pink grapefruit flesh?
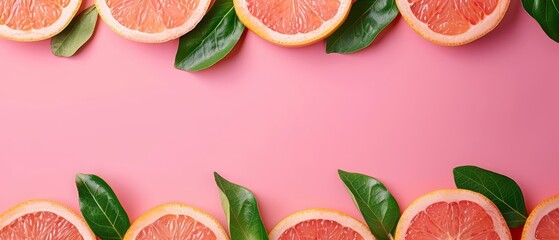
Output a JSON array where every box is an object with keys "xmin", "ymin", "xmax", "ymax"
[
  {"xmin": 135, "ymin": 214, "xmax": 217, "ymax": 239},
  {"xmin": 534, "ymin": 209, "xmax": 559, "ymax": 239},
  {"xmin": 0, "ymin": 211, "xmax": 84, "ymax": 239},
  {"xmin": 278, "ymin": 219, "xmax": 365, "ymax": 240},
  {"xmin": 245, "ymin": 0, "xmax": 341, "ymax": 34},
  {"xmin": 409, "ymin": 0, "xmax": 498, "ymax": 35},
  {"xmin": 406, "ymin": 201, "xmax": 500, "ymax": 240},
  {"xmin": 106, "ymin": 0, "xmax": 199, "ymax": 33}
]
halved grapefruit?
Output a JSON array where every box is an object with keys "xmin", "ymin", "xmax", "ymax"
[
  {"xmin": 233, "ymin": 0, "xmax": 352, "ymax": 46},
  {"xmin": 95, "ymin": 0, "xmax": 211, "ymax": 43},
  {"xmin": 395, "ymin": 189, "xmax": 512, "ymax": 240},
  {"xmin": 0, "ymin": 200, "xmax": 96, "ymax": 239},
  {"xmin": 123, "ymin": 203, "xmax": 229, "ymax": 240},
  {"xmin": 269, "ymin": 209, "xmax": 375, "ymax": 240},
  {"xmin": 0, "ymin": 0, "xmax": 82, "ymax": 41},
  {"xmin": 396, "ymin": 0, "xmax": 509, "ymax": 45},
  {"xmin": 522, "ymin": 194, "xmax": 559, "ymax": 240}
]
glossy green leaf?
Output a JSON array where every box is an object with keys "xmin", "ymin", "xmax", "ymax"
[
  {"xmin": 214, "ymin": 172, "xmax": 268, "ymax": 240},
  {"xmin": 522, "ymin": 0, "xmax": 559, "ymax": 42},
  {"xmin": 326, "ymin": 0, "xmax": 398, "ymax": 54},
  {"xmin": 338, "ymin": 170, "xmax": 400, "ymax": 240},
  {"xmin": 51, "ymin": 6, "xmax": 98, "ymax": 57},
  {"xmin": 175, "ymin": 0, "xmax": 245, "ymax": 72},
  {"xmin": 76, "ymin": 173, "xmax": 130, "ymax": 240},
  {"xmin": 454, "ymin": 166, "xmax": 527, "ymax": 228}
]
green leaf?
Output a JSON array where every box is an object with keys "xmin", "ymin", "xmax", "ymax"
[
  {"xmin": 214, "ymin": 172, "xmax": 268, "ymax": 240},
  {"xmin": 51, "ymin": 6, "xmax": 98, "ymax": 57},
  {"xmin": 338, "ymin": 170, "xmax": 400, "ymax": 240},
  {"xmin": 326, "ymin": 0, "xmax": 398, "ymax": 54},
  {"xmin": 522, "ymin": 0, "xmax": 559, "ymax": 42},
  {"xmin": 453, "ymin": 166, "xmax": 528, "ymax": 228},
  {"xmin": 175, "ymin": 0, "xmax": 245, "ymax": 72},
  {"xmin": 75, "ymin": 173, "xmax": 130, "ymax": 240}
]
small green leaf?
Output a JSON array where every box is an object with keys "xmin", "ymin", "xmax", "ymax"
[
  {"xmin": 453, "ymin": 166, "xmax": 528, "ymax": 228},
  {"xmin": 522, "ymin": 0, "xmax": 559, "ymax": 42},
  {"xmin": 338, "ymin": 170, "xmax": 400, "ymax": 240},
  {"xmin": 326, "ymin": 0, "xmax": 398, "ymax": 54},
  {"xmin": 76, "ymin": 173, "xmax": 130, "ymax": 240},
  {"xmin": 214, "ymin": 172, "xmax": 268, "ymax": 240},
  {"xmin": 51, "ymin": 6, "xmax": 98, "ymax": 57},
  {"xmin": 175, "ymin": 0, "xmax": 245, "ymax": 72}
]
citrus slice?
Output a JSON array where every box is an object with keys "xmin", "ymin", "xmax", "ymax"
[
  {"xmin": 0, "ymin": 200, "xmax": 96, "ymax": 239},
  {"xmin": 521, "ymin": 194, "xmax": 559, "ymax": 240},
  {"xmin": 123, "ymin": 203, "xmax": 229, "ymax": 240},
  {"xmin": 95, "ymin": 0, "xmax": 211, "ymax": 43},
  {"xmin": 233, "ymin": 0, "xmax": 352, "ymax": 46},
  {"xmin": 395, "ymin": 189, "xmax": 512, "ymax": 240},
  {"xmin": 396, "ymin": 0, "xmax": 509, "ymax": 45},
  {"xmin": 269, "ymin": 209, "xmax": 375, "ymax": 240},
  {"xmin": 0, "ymin": 0, "xmax": 81, "ymax": 41}
]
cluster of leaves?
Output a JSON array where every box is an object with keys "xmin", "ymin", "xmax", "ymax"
[{"xmin": 74, "ymin": 165, "xmax": 528, "ymax": 240}]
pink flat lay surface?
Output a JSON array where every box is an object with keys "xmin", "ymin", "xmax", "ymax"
[{"xmin": 1, "ymin": 0, "xmax": 558, "ymax": 238}]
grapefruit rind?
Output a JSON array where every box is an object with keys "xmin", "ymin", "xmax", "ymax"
[
  {"xmin": 0, "ymin": 200, "xmax": 96, "ymax": 240},
  {"xmin": 521, "ymin": 194, "xmax": 559, "ymax": 240},
  {"xmin": 95, "ymin": 0, "xmax": 211, "ymax": 43},
  {"xmin": 123, "ymin": 203, "xmax": 229, "ymax": 240},
  {"xmin": 232, "ymin": 0, "xmax": 352, "ymax": 47},
  {"xmin": 269, "ymin": 208, "xmax": 375, "ymax": 240},
  {"xmin": 394, "ymin": 189, "xmax": 512, "ymax": 240},
  {"xmin": 395, "ymin": 0, "xmax": 510, "ymax": 46},
  {"xmin": 0, "ymin": 0, "xmax": 82, "ymax": 42}
]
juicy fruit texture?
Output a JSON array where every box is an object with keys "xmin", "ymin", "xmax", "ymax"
[
  {"xmin": 0, "ymin": 0, "xmax": 81, "ymax": 41},
  {"xmin": 269, "ymin": 209, "xmax": 375, "ymax": 240},
  {"xmin": 0, "ymin": 0, "xmax": 70, "ymax": 30},
  {"xmin": 396, "ymin": 0, "xmax": 509, "ymax": 45},
  {"xmin": 0, "ymin": 211, "xmax": 84, "ymax": 239},
  {"xmin": 107, "ymin": 0, "xmax": 198, "ymax": 33},
  {"xmin": 405, "ymin": 201, "xmax": 500, "ymax": 240},
  {"xmin": 95, "ymin": 0, "xmax": 211, "ymax": 42},
  {"xmin": 124, "ymin": 203, "xmax": 228, "ymax": 240},
  {"xmin": 234, "ymin": 0, "xmax": 352, "ymax": 46},
  {"xmin": 136, "ymin": 214, "xmax": 217, "ymax": 239},
  {"xmin": 535, "ymin": 209, "xmax": 559, "ymax": 239},
  {"xmin": 246, "ymin": 0, "xmax": 340, "ymax": 34},
  {"xmin": 409, "ymin": 0, "xmax": 498, "ymax": 35},
  {"xmin": 395, "ymin": 189, "xmax": 511, "ymax": 240},
  {"xmin": 0, "ymin": 200, "xmax": 96, "ymax": 240},
  {"xmin": 278, "ymin": 219, "xmax": 364, "ymax": 240},
  {"xmin": 522, "ymin": 194, "xmax": 559, "ymax": 240}
]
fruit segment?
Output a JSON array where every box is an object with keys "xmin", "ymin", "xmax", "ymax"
[
  {"xmin": 396, "ymin": 189, "xmax": 511, "ymax": 240},
  {"xmin": 0, "ymin": 211, "xmax": 84, "ymax": 239},
  {"xmin": 233, "ymin": 0, "xmax": 352, "ymax": 46},
  {"xmin": 245, "ymin": 0, "xmax": 340, "ymax": 34},
  {"xmin": 270, "ymin": 209, "xmax": 375, "ymax": 240},
  {"xmin": 408, "ymin": 0, "xmax": 498, "ymax": 35},
  {"xmin": 406, "ymin": 201, "xmax": 500, "ymax": 240},
  {"xmin": 0, "ymin": 200, "xmax": 96, "ymax": 240},
  {"xmin": 123, "ymin": 203, "xmax": 229, "ymax": 240},
  {"xmin": 522, "ymin": 195, "xmax": 559, "ymax": 240}
]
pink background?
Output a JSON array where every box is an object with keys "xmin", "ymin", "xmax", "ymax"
[{"xmin": 1, "ymin": 0, "xmax": 558, "ymax": 238}]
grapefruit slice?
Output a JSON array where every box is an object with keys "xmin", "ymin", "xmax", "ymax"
[
  {"xmin": 123, "ymin": 203, "xmax": 229, "ymax": 240},
  {"xmin": 233, "ymin": 0, "xmax": 352, "ymax": 46},
  {"xmin": 396, "ymin": 0, "xmax": 509, "ymax": 45},
  {"xmin": 95, "ymin": 0, "xmax": 211, "ymax": 43},
  {"xmin": 395, "ymin": 189, "xmax": 512, "ymax": 240},
  {"xmin": 0, "ymin": 200, "xmax": 96, "ymax": 239},
  {"xmin": 269, "ymin": 209, "xmax": 375, "ymax": 240},
  {"xmin": 521, "ymin": 194, "xmax": 559, "ymax": 240},
  {"xmin": 0, "ymin": 0, "xmax": 81, "ymax": 41}
]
